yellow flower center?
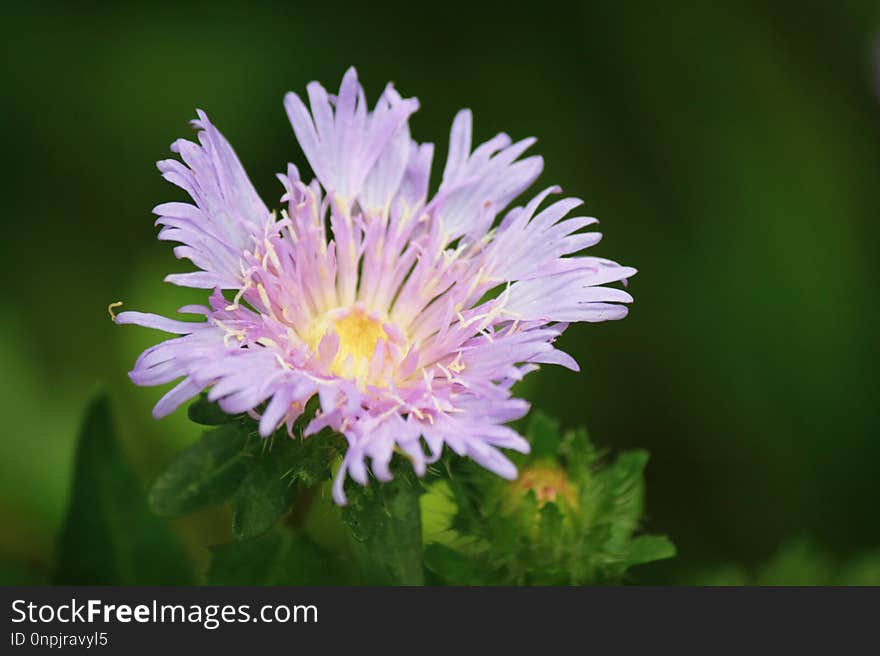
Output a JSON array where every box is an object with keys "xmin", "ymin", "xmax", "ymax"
[
  {"xmin": 306, "ymin": 306, "xmax": 395, "ymax": 386},
  {"xmin": 333, "ymin": 310, "xmax": 387, "ymax": 366}
]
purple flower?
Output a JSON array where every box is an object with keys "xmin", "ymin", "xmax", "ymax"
[{"xmin": 116, "ymin": 68, "xmax": 635, "ymax": 504}]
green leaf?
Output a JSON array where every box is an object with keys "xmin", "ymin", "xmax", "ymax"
[
  {"xmin": 231, "ymin": 431, "xmax": 340, "ymax": 541},
  {"xmin": 538, "ymin": 500, "xmax": 565, "ymax": 543},
  {"xmin": 592, "ymin": 450, "xmax": 649, "ymax": 544},
  {"xmin": 208, "ymin": 527, "xmax": 341, "ymax": 585},
  {"xmin": 187, "ymin": 394, "xmax": 238, "ymax": 425},
  {"xmin": 342, "ymin": 466, "xmax": 425, "ymax": 585},
  {"xmin": 424, "ymin": 543, "xmax": 485, "ymax": 585},
  {"xmin": 55, "ymin": 395, "xmax": 192, "ymax": 584},
  {"xmin": 149, "ymin": 422, "xmax": 250, "ymax": 517},
  {"xmin": 526, "ymin": 411, "xmax": 563, "ymax": 459},
  {"xmin": 625, "ymin": 535, "xmax": 677, "ymax": 567},
  {"xmin": 231, "ymin": 457, "xmax": 299, "ymax": 541},
  {"xmin": 420, "ymin": 480, "xmax": 458, "ymax": 545},
  {"xmin": 560, "ymin": 427, "xmax": 600, "ymax": 476}
]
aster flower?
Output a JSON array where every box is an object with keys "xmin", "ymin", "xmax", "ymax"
[{"xmin": 116, "ymin": 68, "xmax": 635, "ymax": 504}]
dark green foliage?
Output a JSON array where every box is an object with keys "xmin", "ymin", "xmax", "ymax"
[
  {"xmin": 425, "ymin": 411, "xmax": 675, "ymax": 585},
  {"xmin": 147, "ymin": 396, "xmax": 359, "ymax": 583},
  {"xmin": 149, "ymin": 395, "xmax": 343, "ymax": 542},
  {"xmin": 423, "ymin": 544, "xmax": 487, "ymax": 585},
  {"xmin": 55, "ymin": 395, "xmax": 192, "ymax": 585},
  {"xmin": 149, "ymin": 422, "xmax": 251, "ymax": 518},
  {"xmin": 231, "ymin": 453, "xmax": 300, "ymax": 541},
  {"xmin": 342, "ymin": 464, "xmax": 426, "ymax": 585},
  {"xmin": 208, "ymin": 526, "xmax": 342, "ymax": 585},
  {"xmin": 231, "ymin": 430, "xmax": 338, "ymax": 540},
  {"xmin": 144, "ymin": 399, "xmax": 674, "ymax": 585},
  {"xmin": 188, "ymin": 395, "xmax": 240, "ymax": 425}
]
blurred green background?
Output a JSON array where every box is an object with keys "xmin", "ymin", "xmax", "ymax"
[{"xmin": 2, "ymin": 0, "xmax": 879, "ymax": 584}]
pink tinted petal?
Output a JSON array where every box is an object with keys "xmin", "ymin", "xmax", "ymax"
[
  {"xmin": 114, "ymin": 311, "xmax": 202, "ymax": 334},
  {"xmin": 153, "ymin": 378, "xmax": 204, "ymax": 419}
]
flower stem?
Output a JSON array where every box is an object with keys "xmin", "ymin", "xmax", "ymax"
[{"xmin": 286, "ymin": 483, "xmax": 318, "ymax": 529}]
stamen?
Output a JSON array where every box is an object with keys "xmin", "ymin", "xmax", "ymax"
[
  {"xmin": 448, "ymin": 352, "xmax": 466, "ymax": 373},
  {"xmin": 436, "ymin": 363, "xmax": 454, "ymax": 381},
  {"xmin": 107, "ymin": 301, "xmax": 123, "ymax": 320},
  {"xmin": 257, "ymin": 283, "xmax": 274, "ymax": 316},
  {"xmin": 226, "ymin": 279, "xmax": 253, "ymax": 311}
]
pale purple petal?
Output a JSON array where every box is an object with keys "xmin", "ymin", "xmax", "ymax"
[
  {"xmin": 284, "ymin": 67, "xmax": 419, "ymax": 201},
  {"xmin": 154, "ymin": 110, "xmax": 271, "ymax": 289}
]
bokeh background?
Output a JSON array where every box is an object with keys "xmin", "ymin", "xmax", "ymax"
[{"xmin": 2, "ymin": 0, "xmax": 879, "ymax": 584}]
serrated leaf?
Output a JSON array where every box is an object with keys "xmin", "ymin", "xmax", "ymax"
[
  {"xmin": 149, "ymin": 422, "xmax": 250, "ymax": 517},
  {"xmin": 187, "ymin": 394, "xmax": 239, "ymax": 425},
  {"xmin": 55, "ymin": 395, "xmax": 192, "ymax": 584},
  {"xmin": 284, "ymin": 430, "xmax": 341, "ymax": 487},
  {"xmin": 208, "ymin": 527, "xmax": 342, "ymax": 585},
  {"xmin": 342, "ymin": 466, "xmax": 425, "ymax": 585},
  {"xmin": 232, "ymin": 457, "xmax": 297, "ymax": 540},
  {"xmin": 231, "ymin": 432, "xmax": 339, "ymax": 541},
  {"xmin": 231, "ymin": 457, "xmax": 299, "ymax": 541},
  {"xmin": 593, "ymin": 450, "xmax": 648, "ymax": 541}
]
